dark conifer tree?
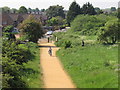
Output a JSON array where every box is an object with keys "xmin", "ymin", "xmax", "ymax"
[{"xmin": 67, "ymin": 1, "xmax": 82, "ymax": 25}]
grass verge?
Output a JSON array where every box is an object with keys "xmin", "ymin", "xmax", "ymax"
[{"xmin": 57, "ymin": 44, "xmax": 118, "ymax": 88}]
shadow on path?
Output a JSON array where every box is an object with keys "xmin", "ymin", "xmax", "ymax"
[{"xmin": 38, "ymin": 45, "xmax": 57, "ymax": 48}]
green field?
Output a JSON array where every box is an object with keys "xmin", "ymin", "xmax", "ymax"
[{"xmin": 57, "ymin": 44, "xmax": 118, "ymax": 88}]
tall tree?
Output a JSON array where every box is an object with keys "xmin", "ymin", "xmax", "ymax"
[
  {"xmin": 82, "ymin": 2, "xmax": 96, "ymax": 15},
  {"xmin": 67, "ymin": 1, "xmax": 81, "ymax": 25},
  {"xmin": 46, "ymin": 5, "xmax": 65, "ymax": 19},
  {"xmin": 18, "ymin": 6, "xmax": 28, "ymax": 14},
  {"xmin": 18, "ymin": 15, "xmax": 43, "ymax": 43}
]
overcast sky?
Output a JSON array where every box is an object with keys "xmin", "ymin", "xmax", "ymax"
[{"xmin": 0, "ymin": 0, "xmax": 119, "ymax": 10}]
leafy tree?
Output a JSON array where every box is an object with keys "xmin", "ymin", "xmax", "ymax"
[
  {"xmin": 1, "ymin": 6, "xmax": 10, "ymax": 13},
  {"xmin": 82, "ymin": 2, "xmax": 96, "ymax": 15},
  {"xmin": 98, "ymin": 19, "xmax": 119, "ymax": 44},
  {"xmin": 46, "ymin": 5, "xmax": 65, "ymax": 19},
  {"xmin": 118, "ymin": 8, "xmax": 120, "ymax": 19},
  {"xmin": 18, "ymin": 15, "xmax": 43, "ymax": 43},
  {"xmin": 67, "ymin": 1, "xmax": 81, "ymax": 25},
  {"xmin": 28, "ymin": 8, "xmax": 32, "ymax": 14},
  {"xmin": 47, "ymin": 16, "xmax": 64, "ymax": 26},
  {"xmin": 35, "ymin": 8, "xmax": 40, "ymax": 14},
  {"xmin": 11, "ymin": 8, "xmax": 18, "ymax": 13},
  {"xmin": 2, "ymin": 40, "xmax": 30, "ymax": 88},
  {"xmin": 41, "ymin": 9, "xmax": 45, "ymax": 12},
  {"xmin": 95, "ymin": 7, "xmax": 103, "ymax": 14},
  {"xmin": 18, "ymin": 6, "xmax": 28, "ymax": 14},
  {"xmin": 111, "ymin": 7, "xmax": 116, "ymax": 11},
  {"xmin": 70, "ymin": 14, "xmax": 116, "ymax": 35}
]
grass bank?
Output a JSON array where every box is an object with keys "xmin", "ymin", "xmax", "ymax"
[
  {"xmin": 57, "ymin": 44, "xmax": 118, "ymax": 88},
  {"xmin": 19, "ymin": 42, "xmax": 42, "ymax": 88}
]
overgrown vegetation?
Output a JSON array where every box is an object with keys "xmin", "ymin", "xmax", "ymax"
[
  {"xmin": 18, "ymin": 15, "xmax": 43, "ymax": 43},
  {"xmin": 53, "ymin": 13, "xmax": 119, "ymax": 88},
  {"xmin": 57, "ymin": 44, "xmax": 118, "ymax": 88},
  {"xmin": 2, "ymin": 22, "xmax": 42, "ymax": 88}
]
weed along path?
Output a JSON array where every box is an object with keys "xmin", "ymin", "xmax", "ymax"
[{"xmin": 39, "ymin": 42, "xmax": 76, "ymax": 88}]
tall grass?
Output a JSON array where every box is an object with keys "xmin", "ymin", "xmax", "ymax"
[{"xmin": 57, "ymin": 44, "xmax": 118, "ymax": 88}]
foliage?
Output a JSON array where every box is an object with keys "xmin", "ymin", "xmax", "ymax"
[
  {"xmin": 18, "ymin": 15, "xmax": 43, "ymax": 43},
  {"xmin": 18, "ymin": 6, "xmax": 28, "ymax": 14},
  {"xmin": 47, "ymin": 16, "xmax": 66, "ymax": 27},
  {"xmin": 46, "ymin": 5, "xmax": 65, "ymax": 19},
  {"xmin": 20, "ymin": 42, "xmax": 42, "ymax": 88},
  {"xmin": 111, "ymin": 7, "xmax": 116, "ymax": 11},
  {"xmin": 82, "ymin": 2, "xmax": 96, "ymax": 15},
  {"xmin": 1, "ymin": 6, "xmax": 10, "ymax": 13},
  {"xmin": 57, "ymin": 44, "xmax": 118, "ymax": 88},
  {"xmin": 98, "ymin": 19, "xmax": 119, "ymax": 44},
  {"xmin": 2, "ymin": 40, "xmax": 31, "ymax": 88},
  {"xmin": 67, "ymin": 1, "xmax": 81, "ymax": 24},
  {"xmin": 2, "ymin": 25, "xmax": 16, "ymax": 40},
  {"xmin": 70, "ymin": 14, "xmax": 117, "ymax": 35},
  {"xmin": 2, "ymin": 39, "xmax": 42, "ymax": 88},
  {"xmin": 94, "ymin": 7, "xmax": 103, "ymax": 14}
]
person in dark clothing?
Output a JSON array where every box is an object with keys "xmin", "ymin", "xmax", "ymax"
[
  {"xmin": 48, "ymin": 46, "xmax": 52, "ymax": 56},
  {"xmin": 48, "ymin": 37, "xmax": 49, "ymax": 43},
  {"xmin": 82, "ymin": 40, "xmax": 84, "ymax": 46}
]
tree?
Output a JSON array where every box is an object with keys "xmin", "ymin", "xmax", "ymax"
[
  {"xmin": 1, "ymin": 6, "xmax": 10, "ymax": 13},
  {"xmin": 41, "ymin": 9, "xmax": 45, "ymax": 12},
  {"xmin": 111, "ymin": 7, "xmax": 116, "ymax": 11},
  {"xmin": 118, "ymin": 8, "xmax": 120, "ymax": 19},
  {"xmin": 18, "ymin": 15, "xmax": 43, "ymax": 43},
  {"xmin": 95, "ymin": 7, "xmax": 103, "ymax": 14},
  {"xmin": 28, "ymin": 8, "xmax": 32, "ymax": 14},
  {"xmin": 67, "ymin": 1, "xmax": 81, "ymax": 25},
  {"xmin": 82, "ymin": 2, "xmax": 96, "ymax": 15},
  {"xmin": 35, "ymin": 8, "xmax": 40, "ymax": 14},
  {"xmin": 98, "ymin": 19, "xmax": 119, "ymax": 44},
  {"xmin": 18, "ymin": 6, "xmax": 28, "ymax": 14},
  {"xmin": 46, "ymin": 5, "xmax": 65, "ymax": 19},
  {"xmin": 11, "ymin": 8, "xmax": 18, "ymax": 13}
]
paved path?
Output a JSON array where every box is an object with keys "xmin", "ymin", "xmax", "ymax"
[{"xmin": 39, "ymin": 42, "xmax": 76, "ymax": 88}]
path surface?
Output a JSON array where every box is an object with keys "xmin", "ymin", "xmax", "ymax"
[{"xmin": 39, "ymin": 42, "xmax": 76, "ymax": 88}]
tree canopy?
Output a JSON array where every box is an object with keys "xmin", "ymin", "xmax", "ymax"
[
  {"xmin": 18, "ymin": 6, "xmax": 28, "ymax": 14},
  {"xmin": 82, "ymin": 2, "xmax": 96, "ymax": 15},
  {"xmin": 98, "ymin": 19, "xmax": 119, "ymax": 44},
  {"xmin": 67, "ymin": 1, "xmax": 81, "ymax": 24},
  {"xmin": 46, "ymin": 5, "xmax": 65, "ymax": 19},
  {"xmin": 18, "ymin": 15, "xmax": 43, "ymax": 43}
]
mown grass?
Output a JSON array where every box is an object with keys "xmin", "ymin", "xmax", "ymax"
[
  {"xmin": 18, "ymin": 42, "xmax": 42, "ymax": 88},
  {"xmin": 57, "ymin": 44, "xmax": 118, "ymax": 88}
]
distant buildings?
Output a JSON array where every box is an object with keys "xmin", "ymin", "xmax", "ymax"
[{"xmin": 0, "ymin": 12, "xmax": 47, "ymax": 28}]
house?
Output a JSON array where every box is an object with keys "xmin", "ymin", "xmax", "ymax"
[{"xmin": 0, "ymin": 12, "xmax": 48, "ymax": 27}]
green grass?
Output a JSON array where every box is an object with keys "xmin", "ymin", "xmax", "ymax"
[
  {"xmin": 57, "ymin": 44, "xmax": 118, "ymax": 88},
  {"xmin": 19, "ymin": 42, "xmax": 42, "ymax": 88}
]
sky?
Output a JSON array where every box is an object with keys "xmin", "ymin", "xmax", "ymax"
[{"xmin": 0, "ymin": 0, "xmax": 119, "ymax": 10}]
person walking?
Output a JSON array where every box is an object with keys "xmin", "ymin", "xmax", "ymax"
[
  {"xmin": 82, "ymin": 40, "xmax": 84, "ymax": 47},
  {"xmin": 48, "ymin": 37, "xmax": 50, "ymax": 43},
  {"xmin": 48, "ymin": 46, "xmax": 52, "ymax": 56}
]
